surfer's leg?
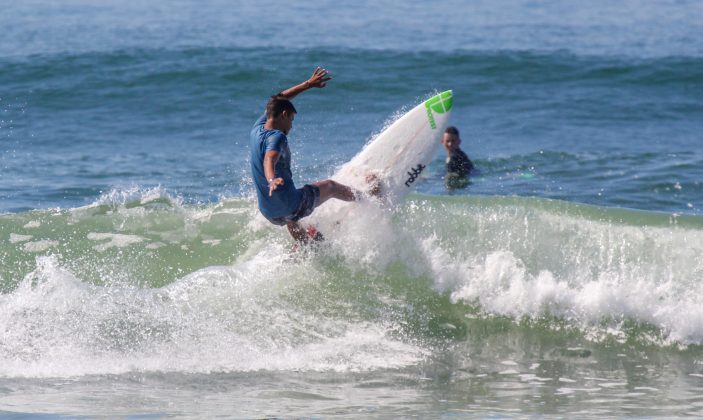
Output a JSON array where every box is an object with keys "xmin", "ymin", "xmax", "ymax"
[
  {"xmin": 313, "ymin": 175, "xmax": 382, "ymax": 205},
  {"xmin": 313, "ymin": 180, "xmax": 356, "ymax": 205},
  {"xmin": 286, "ymin": 221, "xmax": 308, "ymax": 242}
]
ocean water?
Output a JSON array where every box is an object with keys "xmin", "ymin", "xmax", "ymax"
[{"xmin": 2, "ymin": 0, "xmax": 703, "ymax": 418}]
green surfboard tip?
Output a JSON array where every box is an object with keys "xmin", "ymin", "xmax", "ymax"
[
  {"xmin": 425, "ymin": 90, "xmax": 453, "ymax": 114},
  {"xmin": 424, "ymin": 90, "xmax": 453, "ymax": 129}
]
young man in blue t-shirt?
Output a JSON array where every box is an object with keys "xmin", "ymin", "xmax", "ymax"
[{"xmin": 250, "ymin": 67, "xmax": 367, "ymax": 242}]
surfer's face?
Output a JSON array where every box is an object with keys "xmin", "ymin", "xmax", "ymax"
[
  {"xmin": 442, "ymin": 132, "xmax": 460, "ymax": 152},
  {"xmin": 280, "ymin": 111, "xmax": 295, "ymax": 135}
]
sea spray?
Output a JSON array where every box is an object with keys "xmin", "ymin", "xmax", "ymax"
[{"xmin": 0, "ymin": 251, "xmax": 426, "ymax": 378}]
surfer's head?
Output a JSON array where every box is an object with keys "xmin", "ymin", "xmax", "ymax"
[
  {"xmin": 442, "ymin": 126, "xmax": 461, "ymax": 153},
  {"xmin": 266, "ymin": 96, "xmax": 297, "ymax": 135}
]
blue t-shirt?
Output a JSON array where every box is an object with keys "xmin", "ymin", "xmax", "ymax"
[{"xmin": 249, "ymin": 114, "xmax": 302, "ymax": 219}]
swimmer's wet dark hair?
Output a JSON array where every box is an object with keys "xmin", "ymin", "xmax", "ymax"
[
  {"xmin": 445, "ymin": 126, "xmax": 459, "ymax": 136},
  {"xmin": 266, "ymin": 95, "xmax": 297, "ymax": 118}
]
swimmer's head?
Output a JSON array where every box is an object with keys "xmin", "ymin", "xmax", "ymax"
[{"xmin": 442, "ymin": 126, "xmax": 461, "ymax": 153}]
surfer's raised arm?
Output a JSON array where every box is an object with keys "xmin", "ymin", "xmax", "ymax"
[{"xmin": 277, "ymin": 67, "xmax": 332, "ymax": 100}]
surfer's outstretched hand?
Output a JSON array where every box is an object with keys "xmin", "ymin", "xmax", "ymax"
[
  {"xmin": 307, "ymin": 67, "xmax": 332, "ymax": 88},
  {"xmin": 269, "ymin": 177, "xmax": 284, "ymax": 196}
]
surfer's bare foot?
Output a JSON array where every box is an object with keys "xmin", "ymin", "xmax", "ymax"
[
  {"xmin": 365, "ymin": 173, "xmax": 382, "ymax": 198},
  {"xmin": 290, "ymin": 225, "xmax": 325, "ymax": 252},
  {"xmin": 306, "ymin": 226, "xmax": 324, "ymax": 242}
]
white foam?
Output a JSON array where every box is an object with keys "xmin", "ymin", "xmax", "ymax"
[
  {"xmin": 600, "ymin": 382, "xmax": 628, "ymax": 388},
  {"xmin": 22, "ymin": 240, "xmax": 59, "ymax": 252},
  {"xmin": 9, "ymin": 233, "xmax": 33, "ymax": 243},
  {"xmin": 87, "ymin": 232, "xmax": 144, "ymax": 251},
  {"xmin": 78, "ymin": 186, "xmax": 183, "ymax": 211},
  {"xmin": 22, "ymin": 220, "xmax": 41, "ymax": 229}
]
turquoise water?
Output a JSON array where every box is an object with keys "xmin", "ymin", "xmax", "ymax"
[{"xmin": 2, "ymin": 0, "xmax": 703, "ymax": 418}]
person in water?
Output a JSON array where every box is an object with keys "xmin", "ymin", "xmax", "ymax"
[
  {"xmin": 250, "ymin": 67, "xmax": 374, "ymax": 243},
  {"xmin": 441, "ymin": 126, "xmax": 474, "ymax": 187}
]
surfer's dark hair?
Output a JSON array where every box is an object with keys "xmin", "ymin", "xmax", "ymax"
[
  {"xmin": 266, "ymin": 95, "xmax": 297, "ymax": 119},
  {"xmin": 445, "ymin": 126, "xmax": 459, "ymax": 136}
]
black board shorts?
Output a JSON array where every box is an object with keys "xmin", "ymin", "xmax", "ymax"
[{"xmin": 267, "ymin": 184, "xmax": 321, "ymax": 226}]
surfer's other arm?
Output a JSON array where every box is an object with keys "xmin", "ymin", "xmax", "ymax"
[
  {"xmin": 277, "ymin": 67, "xmax": 332, "ymax": 100},
  {"xmin": 263, "ymin": 150, "xmax": 284, "ymax": 196}
]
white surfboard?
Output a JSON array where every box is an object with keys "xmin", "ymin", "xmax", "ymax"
[
  {"xmin": 305, "ymin": 90, "xmax": 453, "ymax": 236},
  {"xmin": 335, "ymin": 90, "xmax": 453, "ymax": 204}
]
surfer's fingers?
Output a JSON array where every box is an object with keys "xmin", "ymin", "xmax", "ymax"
[
  {"xmin": 269, "ymin": 184, "xmax": 278, "ymax": 196},
  {"xmin": 314, "ymin": 68, "xmax": 329, "ymax": 78},
  {"xmin": 269, "ymin": 178, "xmax": 284, "ymax": 196}
]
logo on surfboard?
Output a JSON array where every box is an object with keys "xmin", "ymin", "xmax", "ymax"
[
  {"xmin": 424, "ymin": 90, "xmax": 453, "ymax": 129},
  {"xmin": 405, "ymin": 164, "xmax": 426, "ymax": 187}
]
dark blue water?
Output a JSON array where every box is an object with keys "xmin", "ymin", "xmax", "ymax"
[
  {"xmin": 2, "ymin": 1, "xmax": 703, "ymax": 418},
  {"xmin": 2, "ymin": 1, "xmax": 702, "ymax": 214}
]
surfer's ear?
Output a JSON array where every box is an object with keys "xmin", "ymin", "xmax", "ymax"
[{"xmin": 281, "ymin": 110, "xmax": 295, "ymax": 121}]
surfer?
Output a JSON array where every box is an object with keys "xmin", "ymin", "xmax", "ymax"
[
  {"xmin": 442, "ymin": 126, "xmax": 474, "ymax": 188},
  {"xmin": 249, "ymin": 67, "xmax": 375, "ymax": 243}
]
